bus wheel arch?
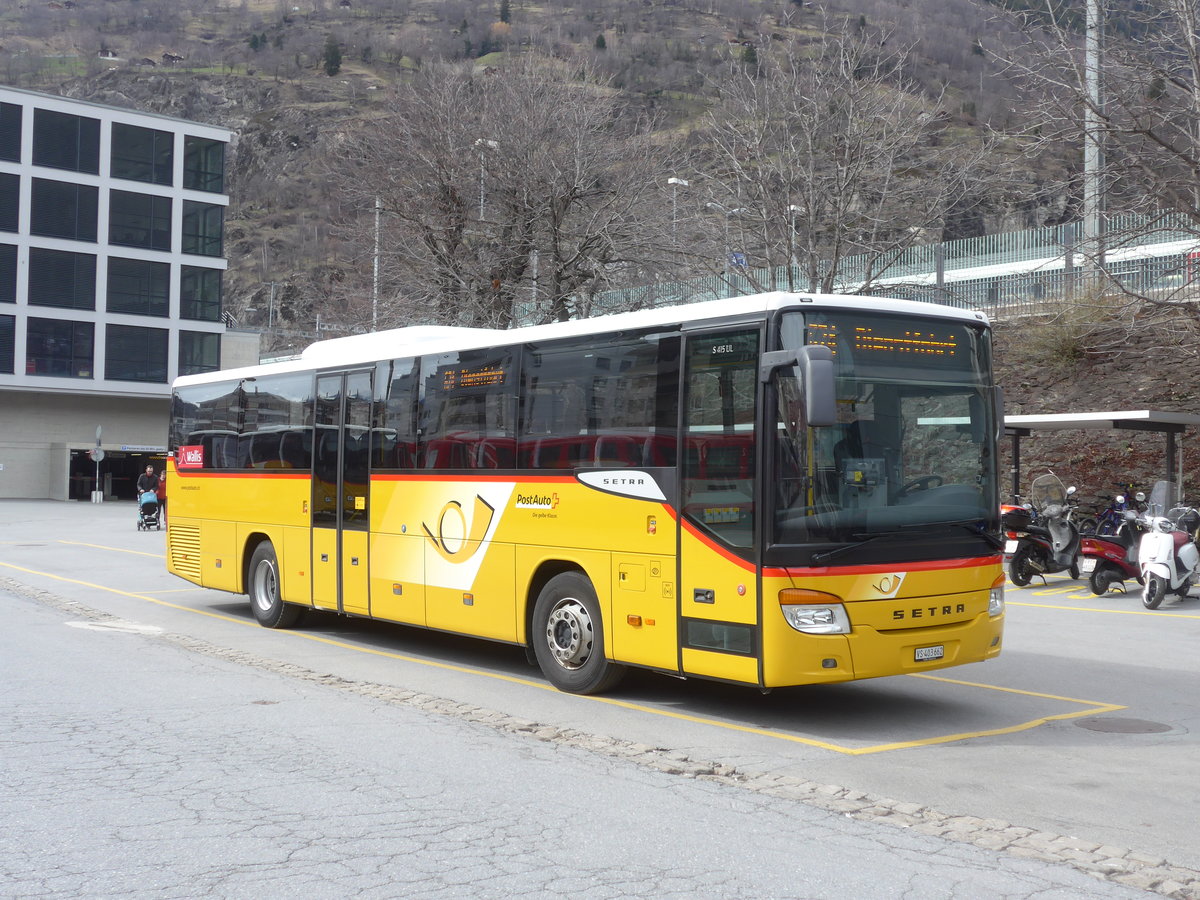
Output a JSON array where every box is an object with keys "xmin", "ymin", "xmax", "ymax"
[
  {"xmin": 245, "ymin": 537, "xmax": 305, "ymax": 629},
  {"xmin": 530, "ymin": 568, "xmax": 626, "ymax": 695}
]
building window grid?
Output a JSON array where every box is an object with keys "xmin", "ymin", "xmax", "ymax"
[
  {"xmin": 107, "ymin": 257, "xmax": 170, "ymax": 317},
  {"xmin": 2, "ymin": 95, "xmax": 231, "ymax": 388},
  {"xmin": 182, "ymin": 201, "xmax": 223, "ymax": 257},
  {"xmin": 111, "ymin": 123, "xmax": 174, "ymax": 186},
  {"xmin": 179, "ymin": 330, "xmax": 221, "ymax": 375},
  {"xmin": 109, "ymin": 189, "xmax": 172, "ymax": 252},
  {"xmin": 105, "ymin": 323, "xmax": 168, "ymax": 383},
  {"xmin": 0, "ymin": 102, "xmax": 21, "ymax": 162},
  {"xmin": 28, "ymin": 248, "xmax": 97, "ymax": 311},
  {"xmin": 184, "ymin": 136, "xmax": 225, "ymax": 193},
  {"xmin": 30, "ymin": 178, "xmax": 99, "ymax": 242},
  {"xmin": 180, "ymin": 265, "xmax": 222, "ymax": 321},
  {"xmin": 26, "ymin": 317, "xmax": 94, "ymax": 379},
  {"xmin": 32, "ymin": 109, "xmax": 100, "ymax": 174},
  {"xmin": 0, "ymin": 314, "xmax": 14, "ymax": 374},
  {"xmin": 0, "ymin": 244, "xmax": 15, "ymax": 302}
]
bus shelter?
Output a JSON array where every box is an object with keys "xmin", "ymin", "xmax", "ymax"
[{"xmin": 1003, "ymin": 409, "xmax": 1200, "ymax": 504}]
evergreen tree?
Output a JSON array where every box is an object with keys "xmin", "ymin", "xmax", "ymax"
[
  {"xmin": 323, "ymin": 36, "xmax": 342, "ymax": 76},
  {"xmin": 499, "ymin": 0, "xmax": 511, "ymax": 24},
  {"xmin": 595, "ymin": 34, "xmax": 606, "ymax": 51}
]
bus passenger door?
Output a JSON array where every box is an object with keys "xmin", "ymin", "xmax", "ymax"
[
  {"xmin": 677, "ymin": 328, "xmax": 762, "ymax": 686},
  {"xmin": 312, "ymin": 371, "xmax": 373, "ymax": 616}
]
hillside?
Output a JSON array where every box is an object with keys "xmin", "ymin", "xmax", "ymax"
[
  {"xmin": 1, "ymin": 0, "xmax": 1043, "ymax": 343},
  {"xmin": 7, "ymin": 0, "xmax": 1197, "ymax": 507}
]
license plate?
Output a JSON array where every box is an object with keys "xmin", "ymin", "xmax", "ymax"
[
  {"xmin": 1004, "ymin": 539, "xmax": 1018, "ymax": 554},
  {"xmin": 915, "ymin": 645, "xmax": 944, "ymax": 662},
  {"xmin": 1079, "ymin": 557, "xmax": 1097, "ymax": 574}
]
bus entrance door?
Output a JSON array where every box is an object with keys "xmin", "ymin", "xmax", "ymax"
[
  {"xmin": 678, "ymin": 328, "xmax": 762, "ymax": 686},
  {"xmin": 312, "ymin": 371, "xmax": 373, "ymax": 616}
]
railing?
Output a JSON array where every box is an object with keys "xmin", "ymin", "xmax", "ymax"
[{"xmin": 523, "ymin": 212, "xmax": 1200, "ymax": 324}]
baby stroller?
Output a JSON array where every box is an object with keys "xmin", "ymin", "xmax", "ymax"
[{"xmin": 137, "ymin": 490, "xmax": 161, "ymax": 531}]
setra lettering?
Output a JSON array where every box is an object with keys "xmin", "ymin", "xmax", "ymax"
[{"xmin": 892, "ymin": 603, "xmax": 966, "ymax": 621}]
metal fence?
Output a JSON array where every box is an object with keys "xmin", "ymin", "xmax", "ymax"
[{"xmin": 529, "ymin": 212, "xmax": 1200, "ymax": 324}]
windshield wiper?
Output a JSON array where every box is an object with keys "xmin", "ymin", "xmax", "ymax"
[{"xmin": 810, "ymin": 520, "xmax": 1002, "ymax": 565}]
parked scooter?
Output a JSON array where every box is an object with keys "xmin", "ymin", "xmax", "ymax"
[
  {"xmin": 1005, "ymin": 472, "xmax": 1082, "ymax": 586},
  {"xmin": 1138, "ymin": 481, "xmax": 1200, "ymax": 609},
  {"xmin": 1078, "ymin": 492, "xmax": 1147, "ymax": 595}
]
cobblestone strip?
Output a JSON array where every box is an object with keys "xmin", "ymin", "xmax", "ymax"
[{"xmin": 9, "ymin": 576, "xmax": 1199, "ymax": 900}]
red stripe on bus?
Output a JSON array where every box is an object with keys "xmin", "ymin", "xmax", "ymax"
[{"xmin": 172, "ymin": 470, "xmax": 311, "ymax": 479}]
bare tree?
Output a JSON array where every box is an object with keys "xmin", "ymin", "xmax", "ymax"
[
  {"xmin": 997, "ymin": 0, "xmax": 1200, "ymax": 355},
  {"xmin": 333, "ymin": 56, "xmax": 679, "ymax": 328},
  {"xmin": 694, "ymin": 25, "xmax": 999, "ymax": 297}
]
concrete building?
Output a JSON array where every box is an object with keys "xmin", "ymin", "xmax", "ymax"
[{"xmin": 0, "ymin": 85, "xmax": 243, "ymax": 501}]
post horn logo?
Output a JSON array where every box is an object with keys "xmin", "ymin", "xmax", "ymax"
[
  {"xmin": 872, "ymin": 573, "xmax": 906, "ymax": 598},
  {"xmin": 423, "ymin": 495, "xmax": 496, "ymax": 563}
]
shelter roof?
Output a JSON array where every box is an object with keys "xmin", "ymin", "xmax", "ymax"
[{"xmin": 1005, "ymin": 410, "xmax": 1200, "ymax": 435}]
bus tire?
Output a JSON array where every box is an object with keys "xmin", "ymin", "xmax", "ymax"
[
  {"xmin": 248, "ymin": 541, "xmax": 305, "ymax": 629},
  {"xmin": 532, "ymin": 572, "xmax": 626, "ymax": 695}
]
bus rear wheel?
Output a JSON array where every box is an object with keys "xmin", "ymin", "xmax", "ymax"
[
  {"xmin": 248, "ymin": 541, "xmax": 305, "ymax": 629},
  {"xmin": 532, "ymin": 572, "xmax": 626, "ymax": 695}
]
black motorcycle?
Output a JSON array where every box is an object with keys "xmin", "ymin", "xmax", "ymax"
[{"xmin": 1005, "ymin": 472, "xmax": 1081, "ymax": 586}]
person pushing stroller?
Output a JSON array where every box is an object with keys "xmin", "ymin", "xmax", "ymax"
[{"xmin": 136, "ymin": 465, "xmax": 161, "ymax": 530}]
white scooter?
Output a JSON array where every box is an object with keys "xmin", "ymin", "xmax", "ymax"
[{"xmin": 1138, "ymin": 481, "xmax": 1200, "ymax": 609}]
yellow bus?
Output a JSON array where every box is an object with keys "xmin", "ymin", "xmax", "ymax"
[{"xmin": 167, "ymin": 292, "xmax": 1005, "ymax": 694}]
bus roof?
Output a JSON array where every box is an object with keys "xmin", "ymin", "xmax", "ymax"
[{"xmin": 176, "ymin": 291, "xmax": 989, "ymax": 389}]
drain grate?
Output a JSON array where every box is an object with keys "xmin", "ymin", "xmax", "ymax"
[{"xmin": 1076, "ymin": 716, "xmax": 1172, "ymax": 734}]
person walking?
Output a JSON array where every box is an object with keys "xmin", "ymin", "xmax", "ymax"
[{"xmin": 155, "ymin": 468, "xmax": 167, "ymax": 524}]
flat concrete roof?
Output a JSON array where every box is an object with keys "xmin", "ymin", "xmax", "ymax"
[{"xmin": 1005, "ymin": 410, "xmax": 1200, "ymax": 434}]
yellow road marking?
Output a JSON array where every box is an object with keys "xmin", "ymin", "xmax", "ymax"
[
  {"xmin": 1009, "ymin": 600, "xmax": 1200, "ymax": 619},
  {"xmin": 58, "ymin": 540, "xmax": 165, "ymax": 559},
  {"xmin": 1, "ymin": 560, "xmax": 1126, "ymax": 755}
]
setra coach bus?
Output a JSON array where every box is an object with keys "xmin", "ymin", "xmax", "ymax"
[{"xmin": 167, "ymin": 292, "xmax": 1005, "ymax": 694}]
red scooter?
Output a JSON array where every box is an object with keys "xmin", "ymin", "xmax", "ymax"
[{"xmin": 1078, "ymin": 493, "xmax": 1147, "ymax": 595}]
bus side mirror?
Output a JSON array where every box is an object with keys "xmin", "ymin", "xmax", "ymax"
[
  {"xmin": 760, "ymin": 345, "xmax": 836, "ymax": 427},
  {"xmin": 798, "ymin": 345, "xmax": 836, "ymax": 427}
]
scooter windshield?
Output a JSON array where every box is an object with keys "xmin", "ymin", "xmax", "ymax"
[
  {"xmin": 1029, "ymin": 473, "xmax": 1068, "ymax": 513},
  {"xmin": 771, "ymin": 310, "xmax": 1000, "ymax": 564}
]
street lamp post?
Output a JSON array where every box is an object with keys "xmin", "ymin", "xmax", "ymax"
[
  {"xmin": 787, "ymin": 204, "xmax": 801, "ymax": 291},
  {"xmin": 475, "ymin": 138, "xmax": 498, "ymax": 221},
  {"xmin": 706, "ymin": 202, "xmax": 747, "ymax": 297},
  {"xmin": 667, "ymin": 177, "xmax": 689, "ymax": 241}
]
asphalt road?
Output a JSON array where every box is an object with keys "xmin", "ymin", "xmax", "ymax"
[{"xmin": 2, "ymin": 499, "xmax": 1197, "ymax": 898}]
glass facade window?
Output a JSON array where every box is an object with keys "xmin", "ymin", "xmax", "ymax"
[
  {"xmin": 0, "ymin": 315, "xmax": 13, "ymax": 374},
  {"xmin": 28, "ymin": 248, "xmax": 96, "ymax": 310},
  {"xmin": 109, "ymin": 190, "xmax": 172, "ymax": 251},
  {"xmin": 180, "ymin": 265, "xmax": 222, "ymax": 321},
  {"xmin": 105, "ymin": 323, "xmax": 168, "ymax": 383},
  {"xmin": 111, "ymin": 123, "xmax": 174, "ymax": 185},
  {"xmin": 0, "ymin": 170, "xmax": 17, "ymax": 232},
  {"xmin": 182, "ymin": 201, "xmax": 223, "ymax": 256},
  {"xmin": 0, "ymin": 102, "xmax": 21, "ymax": 162},
  {"xmin": 0, "ymin": 173, "xmax": 16, "ymax": 232},
  {"xmin": 32, "ymin": 109, "xmax": 100, "ymax": 174},
  {"xmin": 107, "ymin": 257, "xmax": 169, "ymax": 317},
  {"xmin": 183, "ymin": 136, "xmax": 225, "ymax": 192},
  {"xmin": 30, "ymin": 178, "xmax": 98, "ymax": 242},
  {"xmin": 27, "ymin": 317, "xmax": 94, "ymax": 378},
  {"xmin": 0, "ymin": 244, "xmax": 14, "ymax": 303},
  {"xmin": 179, "ymin": 330, "xmax": 221, "ymax": 376}
]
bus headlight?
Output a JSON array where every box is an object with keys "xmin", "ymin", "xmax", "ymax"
[
  {"xmin": 988, "ymin": 578, "xmax": 1005, "ymax": 617},
  {"xmin": 780, "ymin": 589, "xmax": 850, "ymax": 634}
]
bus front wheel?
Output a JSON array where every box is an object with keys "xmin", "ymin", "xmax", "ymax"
[
  {"xmin": 248, "ymin": 541, "xmax": 305, "ymax": 629},
  {"xmin": 532, "ymin": 572, "xmax": 626, "ymax": 695}
]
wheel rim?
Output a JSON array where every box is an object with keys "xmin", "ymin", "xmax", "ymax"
[
  {"xmin": 545, "ymin": 597, "xmax": 594, "ymax": 670},
  {"xmin": 252, "ymin": 558, "xmax": 278, "ymax": 613}
]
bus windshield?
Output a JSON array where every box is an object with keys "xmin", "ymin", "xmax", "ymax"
[{"xmin": 772, "ymin": 310, "xmax": 999, "ymax": 557}]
